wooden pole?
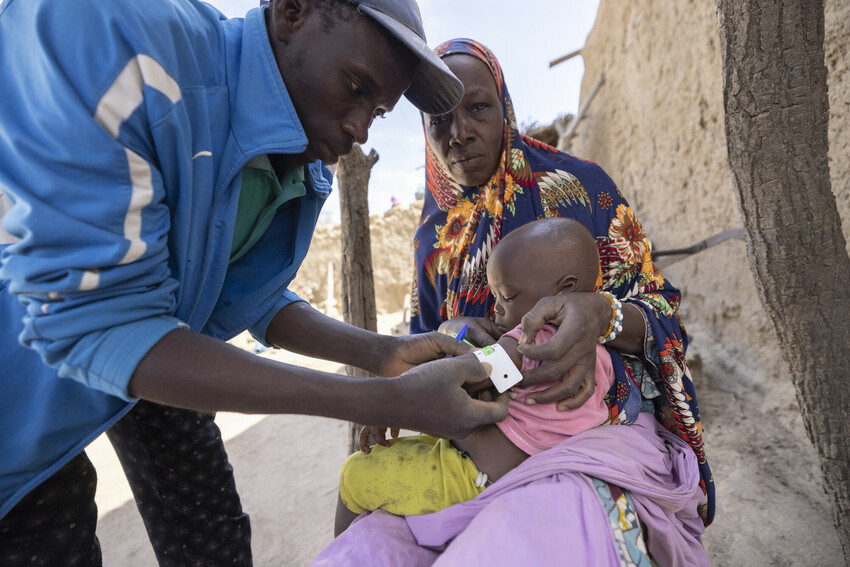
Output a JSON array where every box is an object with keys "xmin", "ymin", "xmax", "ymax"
[
  {"xmin": 557, "ymin": 71, "xmax": 606, "ymax": 151},
  {"xmin": 336, "ymin": 143, "xmax": 379, "ymax": 454},
  {"xmin": 325, "ymin": 260, "xmax": 335, "ymax": 315},
  {"xmin": 548, "ymin": 47, "xmax": 583, "ymax": 68}
]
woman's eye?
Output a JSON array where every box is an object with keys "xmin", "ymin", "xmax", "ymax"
[
  {"xmin": 429, "ymin": 114, "xmax": 449, "ymax": 126},
  {"xmin": 471, "ymin": 103, "xmax": 488, "ymax": 112}
]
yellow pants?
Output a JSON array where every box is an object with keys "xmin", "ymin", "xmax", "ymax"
[{"xmin": 339, "ymin": 434, "xmax": 486, "ymax": 516}]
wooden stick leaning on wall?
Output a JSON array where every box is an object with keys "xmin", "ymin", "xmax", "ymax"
[
  {"xmin": 336, "ymin": 143, "xmax": 379, "ymax": 455},
  {"xmin": 557, "ymin": 71, "xmax": 606, "ymax": 152},
  {"xmin": 548, "ymin": 47, "xmax": 583, "ymax": 68}
]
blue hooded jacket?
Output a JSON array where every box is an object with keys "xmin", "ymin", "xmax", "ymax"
[{"xmin": 0, "ymin": 0, "xmax": 331, "ymax": 518}]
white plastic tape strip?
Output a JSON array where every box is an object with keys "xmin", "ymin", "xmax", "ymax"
[{"xmin": 473, "ymin": 343, "xmax": 523, "ymax": 393}]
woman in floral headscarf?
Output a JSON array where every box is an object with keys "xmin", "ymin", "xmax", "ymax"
[
  {"xmin": 317, "ymin": 39, "xmax": 713, "ymax": 566},
  {"xmin": 411, "ymin": 36, "xmax": 712, "ymax": 521}
]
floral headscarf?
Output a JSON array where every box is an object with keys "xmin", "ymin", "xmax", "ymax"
[{"xmin": 409, "ymin": 39, "xmax": 714, "ymax": 525}]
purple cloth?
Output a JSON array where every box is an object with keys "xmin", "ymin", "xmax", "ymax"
[{"xmin": 312, "ymin": 414, "xmax": 709, "ymax": 567}]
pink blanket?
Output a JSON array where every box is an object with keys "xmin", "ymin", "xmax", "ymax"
[{"xmin": 312, "ymin": 413, "xmax": 709, "ymax": 566}]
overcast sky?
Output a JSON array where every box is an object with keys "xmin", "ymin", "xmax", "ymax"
[{"xmin": 206, "ymin": 0, "xmax": 600, "ymax": 222}]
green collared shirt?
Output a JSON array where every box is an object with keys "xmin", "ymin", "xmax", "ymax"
[{"xmin": 230, "ymin": 154, "xmax": 306, "ymax": 263}]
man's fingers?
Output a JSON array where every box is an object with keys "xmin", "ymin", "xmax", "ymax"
[
  {"xmin": 451, "ymin": 357, "xmax": 492, "ymax": 389},
  {"xmin": 467, "ymin": 394, "xmax": 510, "ymax": 428},
  {"xmin": 390, "ymin": 428, "xmax": 400, "ymax": 439},
  {"xmin": 466, "ymin": 325, "xmax": 498, "ymax": 348},
  {"xmin": 495, "ymin": 390, "xmax": 512, "ymax": 405},
  {"xmin": 428, "ymin": 332, "xmax": 475, "ymax": 357},
  {"xmin": 476, "ymin": 388, "xmax": 495, "ymax": 402},
  {"xmin": 437, "ymin": 319, "xmax": 466, "ymax": 336},
  {"xmin": 441, "ymin": 357, "xmax": 505, "ymax": 437},
  {"xmin": 402, "ymin": 356, "xmax": 505, "ymax": 439},
  {"xmin": 438, "ymin": 317, "xmax": 501, "ymax": 347}
]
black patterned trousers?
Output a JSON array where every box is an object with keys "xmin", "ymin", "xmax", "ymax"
[
  {"xmin": 106, "ymin": 400, "xmax": 253, "ymax": 566},
  {"xmin": 0, "ymin": 400, "xmax": 252, "ymax": 567},
  {"xmin": 0, "ymin": 452, "xmax": 101, "ymax": 567}
]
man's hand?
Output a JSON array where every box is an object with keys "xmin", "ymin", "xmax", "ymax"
[
  {"xmin": 516, "ymin": 292, "xmax": 612, "ymax": 411},
  {"xmin": 385, "ymin": 357, "xmax": 509, "ymax": 440},
  {"xmin": 437, "ymin": 316, "xmax": 502, "ymax": 348},
  {"xmin": 357, "ymin": 425, "xmax": 400, "ymax": 453},
  {"xmin": 376, "ymin": 331, "xmax": 475, "ymax": 377}
]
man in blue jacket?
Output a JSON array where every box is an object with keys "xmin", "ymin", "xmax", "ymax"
[{"xmin": 0, "ymin": 0, "xmax": 509, "ymax": 564}]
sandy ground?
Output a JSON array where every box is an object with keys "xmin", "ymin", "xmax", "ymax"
[{"xmin": 90, "ymin": 313, "xmax": 846, "ymax": 566}]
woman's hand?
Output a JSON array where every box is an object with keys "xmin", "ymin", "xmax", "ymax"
[
  {"xmin": 516, "ymin": 292, "xmax": 615, "ymax": 411},
  {"xmin": 375, "ymin": 332, "xmax": 473, "ymax": 377},
  {"xmin": 437, "ymin": 316, "xmax": 502, "ymax": 347}
]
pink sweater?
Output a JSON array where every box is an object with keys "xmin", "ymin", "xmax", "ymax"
[{"xmin": 496, "ymin": 324, "xmax": 615, "ymax": 455}]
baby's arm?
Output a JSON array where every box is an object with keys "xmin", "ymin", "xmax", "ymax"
[
  {"xmin": 448, "ymin": 335, "xmax": 529, "ymax": 482},
  {"xmin": 358, "ymin": 425, "xmax": 400, "ymax": 453},
  {"xmin": 495, "ymin": 334, "xmax": 524, "ymax": 372}
]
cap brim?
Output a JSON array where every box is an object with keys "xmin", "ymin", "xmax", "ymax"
[{"xmin": 358, "ymin": 5, "xmax": 463, "ymax": 115}]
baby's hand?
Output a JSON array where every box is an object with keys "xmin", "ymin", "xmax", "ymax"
[{"xmin": 358, "ymin": 425, "xmax": 400, "ymax": 453}]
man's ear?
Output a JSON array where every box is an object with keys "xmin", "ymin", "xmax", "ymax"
[
  {"xmin": 555, "ymin": 274, "xmax": 578, "ymax": 295},
  {"xmin": 271, "ymin": 0, "xmax": 310, "ymax": 43}
]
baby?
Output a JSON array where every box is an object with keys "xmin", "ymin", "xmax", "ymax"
[{"xmin": 335, "ymin": 217, "xmax": 615, "ymax": 534}]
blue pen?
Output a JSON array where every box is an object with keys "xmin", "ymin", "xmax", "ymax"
[
  {"xmin": 446, "ymin": 325, "xmax": 470, "ymax": 359},
  {"xmin": 455, "ymin": 324, "xmax": 469, "ymax": 343}
]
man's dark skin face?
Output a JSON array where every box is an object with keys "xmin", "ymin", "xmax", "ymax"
[{"xmin": 266, "ymin": 0, "xmax": 417, "ymax": 166}]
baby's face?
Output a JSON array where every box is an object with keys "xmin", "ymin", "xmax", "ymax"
[{"xmin": 486, "ymin": 252, "xmax": 561, "ymax": 333}]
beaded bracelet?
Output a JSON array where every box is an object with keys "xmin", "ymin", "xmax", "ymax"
[{"xmin": 598, "ymin": 291, "xmax": 623, "ymax": 344}]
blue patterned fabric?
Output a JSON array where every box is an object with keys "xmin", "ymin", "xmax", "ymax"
[{"xmin": 593, "ymin": 477, "xmax": 657, "ymax": 567}]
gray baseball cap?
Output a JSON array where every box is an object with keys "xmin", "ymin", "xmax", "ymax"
[
  {"xmin": 259, "ymin": 0, "xmax": 462, "ymax": 114},
  {"xmin": 349, "ymin": 0, "xmax": 463, "ymax": 115}
]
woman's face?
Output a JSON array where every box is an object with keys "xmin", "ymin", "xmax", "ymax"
[{"xmin": 423, "ymin": 55, "xmax": 504, "ymax": 187}]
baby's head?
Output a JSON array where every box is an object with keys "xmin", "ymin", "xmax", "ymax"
[{"xmin": 486, "ymin": 217, "xmax": 600, "ymax": 333}]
